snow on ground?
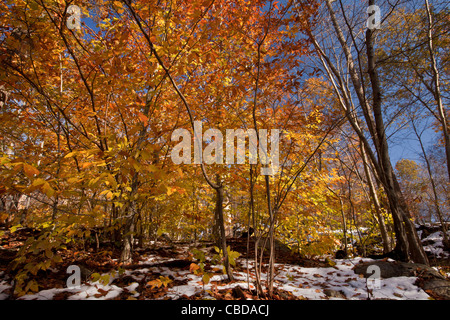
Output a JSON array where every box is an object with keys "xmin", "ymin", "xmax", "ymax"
[
  {"xmin": 15, "ymin": 278, "xmax": 124, "ymax": 300},
  {"xmin": 236, "ymin": 258, "xmax": 429, "ymax": 300},
  {"xmin": 134, "ymin": 256, "xmax": 429, "ymax": 300},
  {"xmin": 0, "ymin": 255, "xmax": 431, "ymax": 300},
  {"xmin": 0, "ymin": 257, "xmax": 429, "ymax": 300},
  {"xmin": 0, "ymin": 280, "xmax": 10, "ymax": 300},
  {"xmin": 3, "ymin": 231, "xmax": 448, "ymax": 300},
  {"xmin": 422, "ymin": 231, "xmax": 450, "ymax": 259}
]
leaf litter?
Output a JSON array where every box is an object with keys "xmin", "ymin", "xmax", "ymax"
[{"xmin": 0, "ymin": 239, "xmax": 434, "ymax": 300}]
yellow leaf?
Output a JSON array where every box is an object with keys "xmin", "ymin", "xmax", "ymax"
[
  {"xmin": 167, "ymin": 187, "xmax": 175, "ymax": 196},
  {"xmin": 67, "ymin": 177, "xmax": 79, "ymax": 184},
  {"xmin": 202, "ymin": 274, "xmax": 210, "ymax": 284},
  {"xmin": 64, "ymin": 152, "xmax": 77, "ymax": 158},
  {"xmin": 26, "ymin": 280, "xmax": 39, "ymax": 293},
  {"xmin": 106, "ymin": 191, "xmax": 113, "ymax": 200},
  {"xmin": 106, "ymin": 174, "xmax": 117, "ymax": 189},
  {"xmin": 145, "ymin": 164, "xmax": 158, "ymax": 172},
  {"xmin": 42, "ymin": 182, "xmax": 55, "ymax": 198},
  {"xmin": 32, "ymin": 178, "xmax": 46, "ymax": 187}
]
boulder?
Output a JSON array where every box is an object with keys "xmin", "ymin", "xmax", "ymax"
[
  {"xmin": 419, "ymin": 279, "xmax": 450, "ymax": 300},
  {"xmin": 335, "ymin": 250, "xmax": 347, "ymax": 259},
  {"xmin": 353, "ymin": 260, "xmax": 450, "ymax": 300},
  {"xmin": 323, "ymin": 289, "xmax": 346, "ymax": 299},
  {"xmin": 417, "ymin": 224, "xmax": 449, "ymax": 240},
  {"xmin": 353, "ymin": 260, "xmax": 443, "ymax": 279}
]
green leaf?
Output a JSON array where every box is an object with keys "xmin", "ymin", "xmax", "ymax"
[
  {"xmin": 29, "ymin": 2, "xmax": 39, "ymax": 11},
  {"xmin": 100, "ymin": 274, "xmax": 110, "ymax": 285},
  {"xmin": 25, "ymin": 280, "xmax": 39, "ymax": 293},
  {"xmin": 160, "ymin": 276, "xmax": 172, "ymax": 287},
  {"xmin": 10, "ymin": 224, "xmax": 22, "ymax": 233},
  {"xmin": 90, "ymin": 273, "xmax": 101, "ymax": 282},
  {"xmin": 202, "ymin": 273, "xmax": 210, "ymax": 284},
  {"xmin": 45, "ymin": 248, "xmax": 53, "ymax": 259}
]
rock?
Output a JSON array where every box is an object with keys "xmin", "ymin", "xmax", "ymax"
[
  {"xmin": 323, "ymin": 289, "xmax": 346, "ymax": 299},
  {"xmin": 353, "ymin": 260, "xmax": 450, "ymax": 300},
  {"xmin": 335, "ymin": 250, "xmax": 347, "ymax": 259},
  {"xmin": 257, "ymin": 237, "xmax": 292, "ymax": 254},
  {"xmin": 70, "ymin": 264, "xmax": 93, "ymax": 281},
  {"xmin": 417, "ymin": 223, "xmax": 450, "ymax": 240},
  {"xmin": 420, "ymin": 279, "xmax": 450, "ymax": 300},
  {"xmin": 157, "ymin": 233, "xmax": 172, "ymax": 243},
  {"xmin": 422, "ymin": 239, "xmax": 436, "ymax": 246},
  {"xmin": 353, "ymin": 260, "xmax": 442, "ymax": 279},
  {"xmin": 232, "ymin": 286, "xmax": 247, "ymax": 300},
  {"xmin": 239, "ymin": 227, "xmax": 254, "ymax": 238}
]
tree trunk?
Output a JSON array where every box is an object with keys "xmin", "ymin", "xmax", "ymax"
[
  {"xmin": 215, "ymin": 176, "xmax": 234, "ymax": 281},
  {"xmin": 360, "ymin": 141, "xmax": 391, "ymax": 253},
  {"xmin": 412, "ymin": 119, "xmax": 449, "ymax": 248},
  {"xmin": 317, "ymin": 0, "xmax": 429, "ymax": 265},
  {"xmin": 120, "ymin": 208, "xmax": 136, "ymax": 264},
  {"xmin": 249, "ymin": 164, "xmax": 264, "ymax": 297},
  {"xmin": 365, "ymin": 2, "xmax": 428, "ymax": 264},
  {"xmin": 266, "ymin": 176, "xmax": 275, "ymax": 297},
  {"xmin": 120, "ymin": 170, "xmax": 141, "ymax": 264},
  {"xmin": 339, "ymin": 197, "xmax": 348, "ymax": 254},
  {"xmin": 425, "ymin": 0, "xmax": 450, "ymax": 182}
]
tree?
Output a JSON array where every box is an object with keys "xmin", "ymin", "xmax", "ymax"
[
  {"xmin": 376, "ymin": 1, "xmax": 450, "ymax": 181},
  {"xmin": 298, "ymin": 0, "xmax": 429, "ymax": 264}
]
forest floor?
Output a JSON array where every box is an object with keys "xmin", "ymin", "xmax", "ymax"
[{"xmin": 0, "ymin": 226, "xmax": 449, "ymax": 300}]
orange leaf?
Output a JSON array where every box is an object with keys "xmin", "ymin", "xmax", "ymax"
[
  {"xmin": 189, "ymin": 263, "xmax": 200, "ymax": 273},
  {"xmin": 23, "ymin": 163, "xmax": 39, "ymax": 178},
  {"xmin": 138, "ymin": 112, "xmax": 148, "ymax": 126},
  {"xmin": 81, "ymin": 162, "xmax": 92, "ymax": 169},
  {"xmin": 147, "ymin": 279, "xmax": 161, "ymax": 289}
]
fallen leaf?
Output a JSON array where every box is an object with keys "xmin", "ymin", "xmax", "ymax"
[{"xmin": 94, "ymin": 288, "xmax": 109, "ymax": 298}]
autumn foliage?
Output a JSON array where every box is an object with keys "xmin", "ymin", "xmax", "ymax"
[{"xmin": 0, "ymin": 0, "xmax": 448, "ymax": 298}]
